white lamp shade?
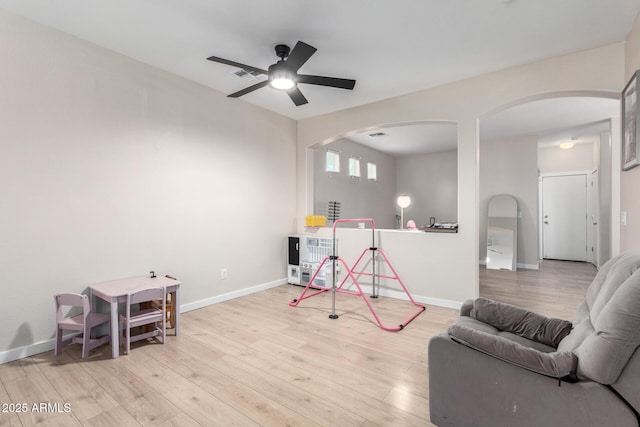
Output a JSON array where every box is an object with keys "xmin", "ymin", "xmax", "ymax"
[{"xmin": 397, "ymin": 195, "xmax": 411, "ymax": 208}]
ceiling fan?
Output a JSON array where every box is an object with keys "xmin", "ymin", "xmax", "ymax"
[{"xmin": 206, "ymin": 41, "xmax": 356, "ymax": 106}]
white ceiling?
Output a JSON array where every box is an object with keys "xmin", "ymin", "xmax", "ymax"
[
  {"xmin": 346, "ymin": 123, "xmax": 458, "ymax": 157},
  {"xmin": 482, "ymin": 96, "xmax": 619, "ymax": 148},
  {"xmin": 0, "ymin": 1, "xmax": 636, "ymax": 154}
]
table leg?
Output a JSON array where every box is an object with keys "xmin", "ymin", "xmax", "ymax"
[
  {"xmin": 174, "ymin": 288, "xmax": 180, "ymax": 336},
  {"xmin": 89, "ymin": 289, "xmax": 97, "ymax": 339},
  {"xmin": 110, "ymin": 300, "xmax": 119, "ymax": 358}
]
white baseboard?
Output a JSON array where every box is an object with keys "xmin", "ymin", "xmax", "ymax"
[
  {"xmin": 339, "ymin": 284, "xmax": 464, "ymax": 310},
  {"xmin": 479, "ymin": 260, "xmax": 539, "ymax": 270},
  {"xmin": 0, "ymin": 278, "xmax": 288, "ymax": 365},
  {"xmin": 517, "ymin": 263, "xmax": 539, "ymax": 270},
  {"xmin": 180, "ymin": 278, "xmax": 286, "ymax": 313},
  {"xmin": 0, "ymin": 340, "xmax": 58, "ymax": 365},
  {"xmin": 414, "ymin": 294, "xmax": 463, "ymax": 310}
]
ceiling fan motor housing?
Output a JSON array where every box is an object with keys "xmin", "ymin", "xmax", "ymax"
[{"xmin": 274, "ymin": 44, "xmax": 291, "ymax": 59}]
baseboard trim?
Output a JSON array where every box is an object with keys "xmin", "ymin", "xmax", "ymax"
[
  {"xmin": 517, "ymin": 263, "xmax": 539, "ymax": 270},
  {"xmin": 0, "ymin": 278, "xmax": 288, "ymax": 365},
  {"xmin": 337, "ymin": 284, "xmax": 464, "ymax": 310},
  {"xmin": 180, "ymin": 278, "xmax": 287, "ymax": 314},
  {"xmin": 0, "ymin": 340, "xmax": 57, "ymax": 365},
  {"xmin": 479, "ymin": 260, "xmax": 540, "ymax": 270}
]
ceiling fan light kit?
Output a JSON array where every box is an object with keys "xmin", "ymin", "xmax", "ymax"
[
  {"xmin": 207, "ymin": 41, "xmax": 356, "ymax": 106},
  {"xmin": 270, "ymin": 77, "xmax": 296, "ymax": 90},
  {"xmin": 268, "ymin": 61, "xmax": 296, "ymax": 90}
]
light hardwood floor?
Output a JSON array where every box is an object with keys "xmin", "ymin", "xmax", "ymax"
[{"xmin": 0, "ymin": 260, "xmax": 596, "ymax": 426}]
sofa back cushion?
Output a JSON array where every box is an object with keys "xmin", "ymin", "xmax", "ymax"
[{"xmin": 557, "ymin": 251, "xmax": 640, "ymax": 384}]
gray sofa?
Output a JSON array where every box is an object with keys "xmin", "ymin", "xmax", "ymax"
[{"xmin": 428, "ymin": 251, "xmax": 640, "ymax": 427}]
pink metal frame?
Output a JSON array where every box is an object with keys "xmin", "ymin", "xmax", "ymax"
[{"xmin": 289, "ymin": 218, "xmax": 426, "ymax": 331}]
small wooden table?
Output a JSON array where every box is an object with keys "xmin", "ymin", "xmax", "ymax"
[{"xmin": 89, "ymin": 275, "xmax": 181, "ymax": 359}]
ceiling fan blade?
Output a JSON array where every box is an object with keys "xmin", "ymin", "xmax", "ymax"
[
  {"xmin": 287, "ymin": 87, "xmax": 308, "ymax": 106},
  {"xmin": 228, "ymin": 80, "xmax": 269, "ymax": 98},
  {"xmin": 206, "ymin": 56, "xmax": 267, "ymax": 75},
  {"xmin": 298, "ymin": 74, "xmax": 356, "ymax": 90},
  {"xmin": 285, "ymin": 41, "xmax": 317, "ymax": 72}
]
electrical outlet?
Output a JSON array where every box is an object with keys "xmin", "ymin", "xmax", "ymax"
[{"xmin": 221, "ymin": 268, "xmax": 228, "ymax": 279}]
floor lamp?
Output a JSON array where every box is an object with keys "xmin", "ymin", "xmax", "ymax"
[{"xmin": 397, "ymin": 195, "xmax": 411, "ymax": 230}]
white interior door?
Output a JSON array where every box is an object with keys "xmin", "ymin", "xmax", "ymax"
[{"xmin": 542, "ymin": 174, "xmax": 587, "ymax": 261}]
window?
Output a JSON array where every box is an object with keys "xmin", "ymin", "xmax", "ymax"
[
  {"xmin": 349, "ymin": 157, "xmax": 361, "ymax": 178},
  {"xmin": 367, "ymin": 162, "xmax": 377, "ymax": 181},
  {"xmin": 326, "ymin": 150, "xmax": 340, "ymax": 173}
]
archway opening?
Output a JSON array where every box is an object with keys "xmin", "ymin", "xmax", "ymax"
[
  {"xmin": 478, "ymin": 91, "xmax": 619, "ymax": 277},
  {"xmin": 309, "ymin": 121, "xmax": 459, "ymax": 230}
]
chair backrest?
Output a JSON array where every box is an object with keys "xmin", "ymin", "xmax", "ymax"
[
  {"xmin": 557, "ymin": 251, "xmax": 640, "ymax": 384},
  {"xmin": 128, "ymin": 287, "xmax": 165, "ymax": 305},
  {"xmin": 54, "ymin": 293, "xmax": 90, "ymax": 324},
  {"xmin": 126, "ymin": 287, "xmax": 165, "ymax": 319}
]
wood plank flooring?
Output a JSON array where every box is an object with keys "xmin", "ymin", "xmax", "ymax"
[{"xmin": 0, "ymin": 260, "xmax": 596, "ymax": 426}]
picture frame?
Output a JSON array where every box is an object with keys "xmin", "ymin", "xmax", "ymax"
[{"xmin": 622, "ymin": 70, "xmax": 640, "ymax": 171}]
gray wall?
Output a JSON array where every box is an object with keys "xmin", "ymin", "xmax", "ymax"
[
  {"xmin": 622, "ymin": 16, "xmax": 640, "ymax": 252},
  {"xmin": 598, "ymin": 132, "xmax": 612, "ymax": 264},
  {"xmin": 396, "ymin": 150, "xmax": 458, "ymax": 227},
  {"xmin": 313, "ymin": 139, "xmax": 396, "ymax": 228},
  {"xmin": 314, "ymin": 141, "xmax": 458, "ymax": 229},
  {"xmin": 480, "ymin": 137, "xmax": 539, "ymax": 268},
  {"xmin": 0, "ymin": 11, "xmax": 297, "ymax": 358}
]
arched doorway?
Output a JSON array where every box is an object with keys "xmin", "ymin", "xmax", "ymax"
[{"xmin": 478, "ymin": 91, "xmax": 619, "ymax": 273}]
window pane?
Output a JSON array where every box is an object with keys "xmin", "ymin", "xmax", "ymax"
[
  {"xmin": 349, "ymin": 157, "xmax": 360, "ymax": 177},
  {"xmin": 326, "ymin": 150, "xmax": 340, "ymax": 173},
  {"xmin": 367, "ymin": 162, "xmax": 377, "ymax": 180}
]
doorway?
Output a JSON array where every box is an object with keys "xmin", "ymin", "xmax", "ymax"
[
  {"xmin": 479, "ymin": 94, "xmax": 618, "ymax": 271},
  {"xmin": 540, "ymin": 173, "xmax": 588, "ymax": 261}
]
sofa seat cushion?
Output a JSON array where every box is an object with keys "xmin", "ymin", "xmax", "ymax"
[
  {"xmin": 497, "ymin": 331, "xmax": 557, "ymax": 353},
  {"xmin": 449, "ymin": 317, "xmax": 576, "ymax": 378}
]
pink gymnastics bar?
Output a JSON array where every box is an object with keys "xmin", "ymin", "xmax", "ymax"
[{"xmin": 289, "ymin": 218, "xmax": 426, "ymax": 331}]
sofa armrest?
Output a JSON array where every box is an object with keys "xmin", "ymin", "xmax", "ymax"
[
  {"xmin": 470, "ymin": 297, "xmax": 572, "ymax": 347},
  {"xmin": 459, "ymin": 299, "xmax": 474, "ymax": 316},
  {"xmin": 448, "ymin": 322, "xmax": 577, "ymax": 378}
]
